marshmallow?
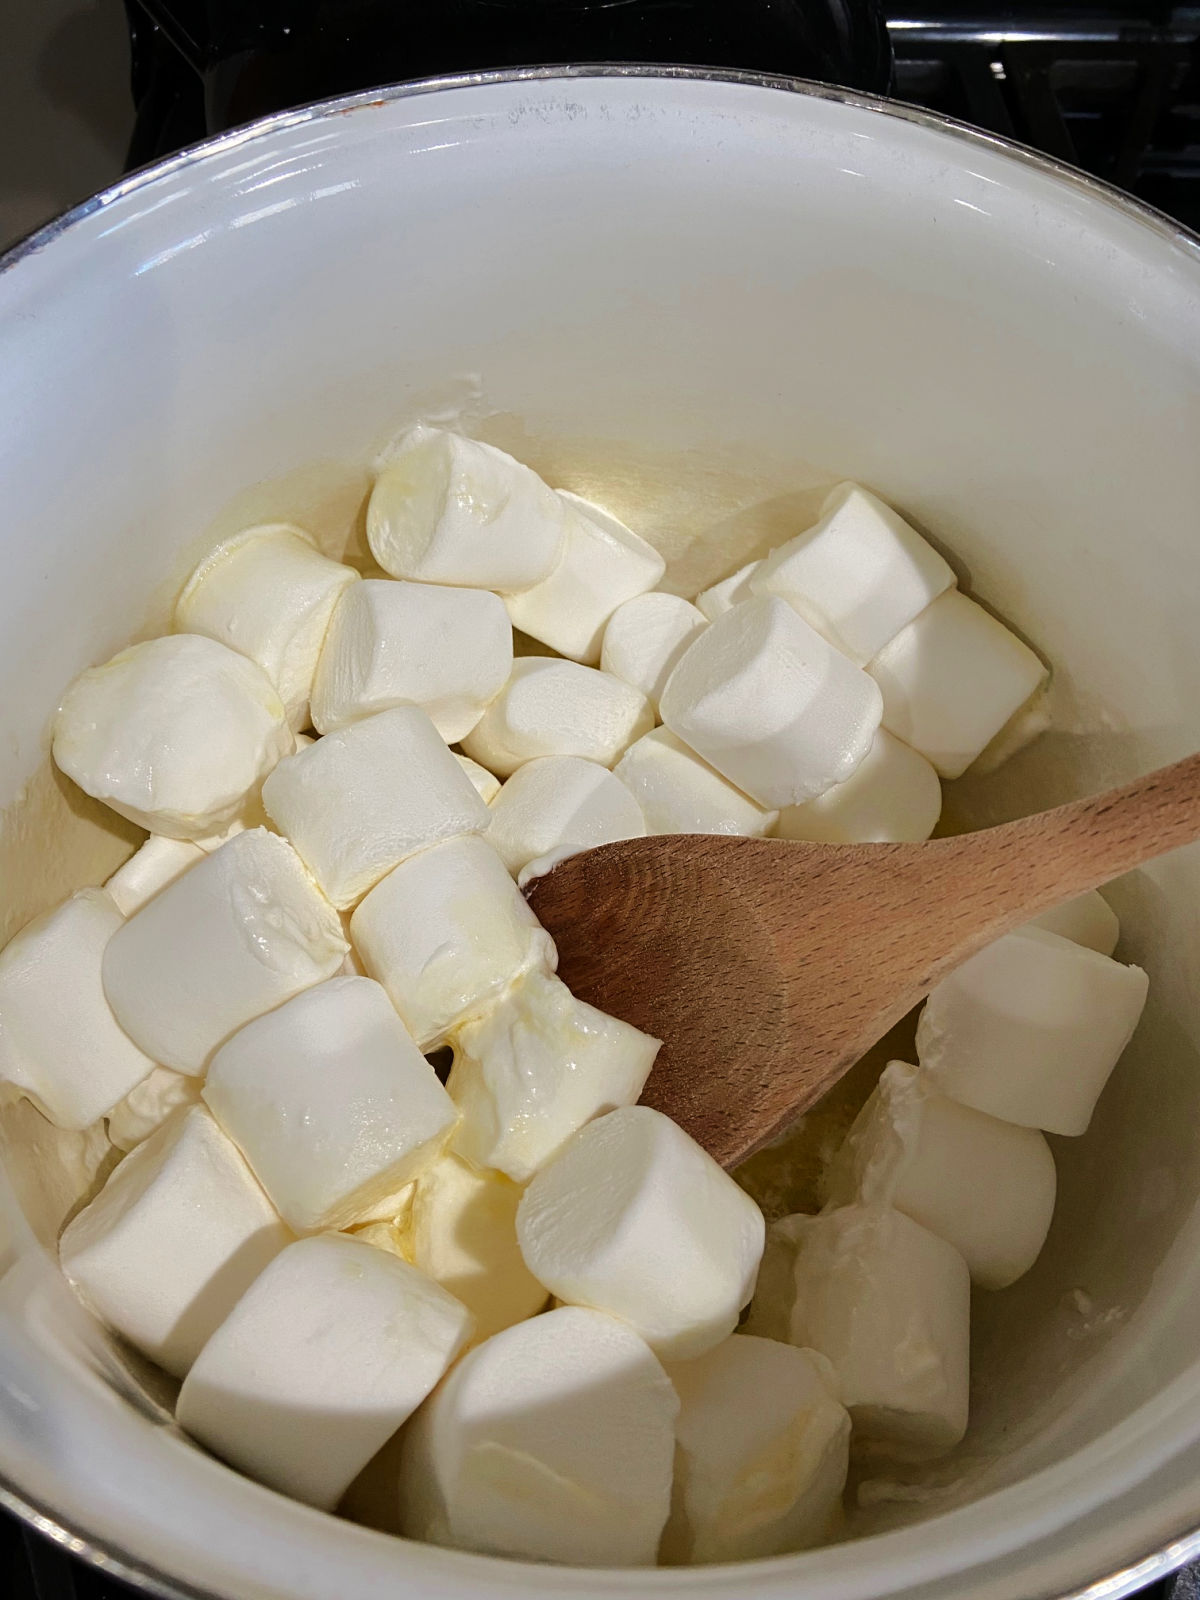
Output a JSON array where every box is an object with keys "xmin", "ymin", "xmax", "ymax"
[
  {"xmin": 0, "ymin": 890, "xmax": 155, "ymax": 1130},
  {"xmin": 53, "ymin": 634, "xmax": 292, "ymax": 841},
  {"xmin": 824, "ymin": 1061, "xmax": 1057, "ymax": 1289},
  {"xmin": 448, "ymin": 970, "xmax": 659, "ymax": 1182},
  {"xmin": 204, "ymin": 977, "xmax": 458, "ymax": 1233},
  {"xmin": 398, "ymin": 1305, "xmax": 678, "ymax": 1566},
  {"xmin": 350, "ymin": 835, "xmax": 556, "ymax": 1048},
  {"xmin": 350, "ymin": 1219, "xmax": 410, "ymax": 1257},
  {"xmin": 460, "ymin": 657, "xmax": 653, "ymax": 778},
  {"xmin": 516, "ymin": 1105, "xmax": 765, "ymax": 1360},
  {"xmin": 660, "ymin": 596, "xmax": 883, "ymax": 808},
  {"xmin": 613, "ymin": 727, "xmax": 777, "ymax": 836},
  {"xmin": 102, "ymin": 829, "xmax": 347, "ymax": 1074},
  {"xmin": 601, "ymin": 591, "xmax": 709, "ymax": 709},
  {"xmin": 350, "ymin": 1180, "xmax": 416, "ymax": 1230},
  {"xmin": 367, "ymin": 425, "xmax": 566, "ymax": 591},
  {"xmin": 695, "ymin": 560, "xmax": 761, "ymax": 622},
  {"xmin": 1026, "ymin": 889, "xmax": 1119, "ymax": 956},
  {"xmin": 309, "ymin": 579, "xmax": 512, "ymax": 742},
  {"xmin": 503, "ymin": 494, "xmax": 665, "ymax": 663},
  {"xmin": 345, "ymin": 1181, "xmax": 417, "ymax": 1258},
  {"xmin": 105, "ymin": 836, "xmax": 205, "ymax": 916},
  {"xmin": 485, "ymin": 756, "xmax": 646, "ymax": 883},
  {"xmin": 786, "ymin": 1205, "xmax": 971, "ymax": 1457},
  {"xmin": 741, "ymin": 1214, "xmax": 811, "ymax": 1343},
  {"xmin": 661, "ymin": 1335, "xmax": 850, "ymax": 1564},
  {"xmin": 750, "ymin": 485, "xmax": 955, "ymax": 665},
  {"xmin": 409, "ymin": 1152, "xmax": 548, "ymax": 1344},
  {"xmin": 107, "ymin": 1066, "xmax": 201, "ymax": 1152},
  {"xmin": 456, "ymin": 754, "xmax": 500, "ymax": 804},
  {"xmin": 774, "ymin": 729, "xmax": 942, "ymax": 844},
  {"xmin": 60, "ymin": 1105, "xmax": 290, "ymax": 1378},
  {"xmin": 868, "ymin": 590, "xmax": 1048, "ymax": 779},
  {"xmin": 916, "ymin": 925, "xmax": 1148, "ymax": 1135},
  {"xmin": 177, "ymin": 1233, "xmax": 471, "ymax": 1509},
  {"xmin": 175, "ymin": 523, "xmax": 359, "ymax": 730},
  {"xmin": 262, "ymin": 707, "xmax": 489, "ymax": 909}
]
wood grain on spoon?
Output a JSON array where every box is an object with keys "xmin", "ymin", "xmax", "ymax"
[{"xmin": 525, "ymin": 751, "xmax": 1200, "ymax": 1170}]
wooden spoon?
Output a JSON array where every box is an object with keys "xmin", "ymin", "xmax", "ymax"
[{"xmin": 525, "ymin": 752, "xmax": 1200, "ymax": 1170}]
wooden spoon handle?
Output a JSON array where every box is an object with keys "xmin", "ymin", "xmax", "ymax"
[{"xmin": 930, "ymin": 748, "xmax": 1200, "ymax": 945}]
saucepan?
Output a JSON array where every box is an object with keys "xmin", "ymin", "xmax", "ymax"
[{"xmin": 1, "ymin": 64, "xmax": 1200, "ymax": 1600}]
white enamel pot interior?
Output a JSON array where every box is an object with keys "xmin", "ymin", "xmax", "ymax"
[{"xmin": 2, "ymin": 65, "xmax": 1200, "ymax": 1600}]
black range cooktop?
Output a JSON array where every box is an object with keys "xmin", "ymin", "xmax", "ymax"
[{"xmin": 6, "ymin": 2, "xmax": 1199, "ymax": 1596}]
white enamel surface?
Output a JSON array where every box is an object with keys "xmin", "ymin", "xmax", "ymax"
[{"xmin": 2, "ymin": 65, "xmax": 1200, "ymax": 1600}]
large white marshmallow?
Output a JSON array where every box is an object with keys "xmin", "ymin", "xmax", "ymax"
[
  {"xmin": 824, "ymin": 1061, "xmax": 1057, "ymax": 1289},
  {"xmin": 455, "ymin": 754, "xmax": 501, "ymax": 804},
  {"xmin": 0, "ymin": 890, "xmax": 156, "ymax": 1130},
  {"xmin": 409, "ymin": 1152, "xmax": 548, "ymax": 1344},
  {"xmin": 175, "ymin": 523, "xmax": 359, "ymax": 729},
  {"xmin": 517, "ymin": 1105, "xmax": 765, "ymax": 1360},
  {"xmin": 350, "ymin": 834, "xmax": 556, "ymax": 1049},
  {"xmin": 460, "ymin": 657, "xmax": 653, "ymax": 778},
  {"xmin": 485, "ymin": 756, "xmax": 646, "ymax": 883},
  {"xmin": 367, "ymin": 425, "xmax": 567, "ymax": 591},
  {"xmin": 448, "ymin": 969, "xmax": 659, "ymax": 1182},
  {"xmin": 786, "ymin": 1205, "xmax": 971, "ymax": 1457},
  {"xmin": 107, "ymin": 1066, "xmax": 201, "ymax": 1152},
  {"xmin": 105, "ymin": 836, "xmax": 206, "ymax": 916},
  {"xmin": 309, "ymin": 579, "xmax": 512, "ymax": 742},
  {"xmin": 774, "ymin": 729, "xmax": 942, "ymax": 844},
  {"xmin": 868, "ymin": 590, "xmax": 1048, "ymax": 779},
  {"xmin": 660, "ymin": 596, "xmax": 883, "ymax": 808},
  {"xmin": 60, "ymin": 1105, "xmax": 290, "ymax": 1378},
  {"xmin": 262, "ymin": 706, "xmax": 490, "ymax": 909},
  {"xmin": 102, "ymin": 828, "xmax": 347, "ymax": 1074},
  {"xmin": 661, "ymin": 1335, "xmax": 851, "ymax": 1564},
  {"xmin": 601, "ymin": 591, "xmax": 709, "ymax": 709},
  {"xmin": 695, "ymin": 560, "xmax": 761, "ymax": 622},
  {"xmin": 613, "ymin": 727, "xmax": 778, "ymax": 836},
  {"xmin": 750, "ymin": 485, "xmax": 955, "ymax": 665},
  {"xmin": 398, "ymin": 1305, "xmax": 678, "ymax": 1566},
  {"xmin": 53, "ymin": 634, "xmax": 293, "ymax": 841},
  {"xmin": 204, "ymin": 977, "xmax": 458, "ymax": 1233},
  {"xmin": 177, "ymin": 1233, "xmax": 471, "ymax": 1509},
  {"xmin": 916, "ymin": 925, "xmax": 1148, "ymax": 1135},
  {"xmin": 741, "ymin": 1214, "xmax": 812, "ymax": 1344},
  {"xmin": 1026, "ymin": 888, "xmax": 1120, "ymax": 956},
  {"xmin": 503, "ymin": 493, "xmax": 665, "ymax": 663}
]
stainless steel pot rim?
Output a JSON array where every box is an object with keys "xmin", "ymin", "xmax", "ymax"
[
  {"xmin": 3, "ymin": 61, "xmax": 1199, "ymax": 278},
  {"xmin": 2, "ymin": 59, "xmax": 1199, "ymax": 1600}
]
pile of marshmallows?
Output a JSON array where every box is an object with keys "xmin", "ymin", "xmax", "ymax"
[{"xmin": 0, "ymin": 425, "xmax": 1150, "ymax": 1568}]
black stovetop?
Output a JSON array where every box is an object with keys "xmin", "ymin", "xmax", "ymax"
[{"xmin": 7, "ymin": 2, "xmax": 1199, "ymax": 1595}]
